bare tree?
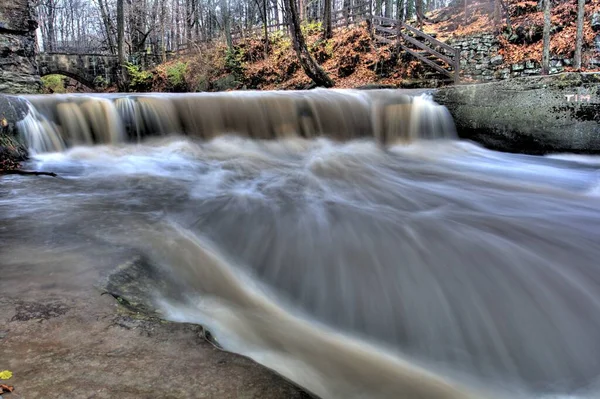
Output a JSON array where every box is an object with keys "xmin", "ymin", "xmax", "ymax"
[
  {"xmin": 541, "ymin": 0, "xmax": 551, "ymax": 74},
  {"xmin": 323, "ymin": 0, "xmax": 332, "ymax": 39},
  {"xmin": 574, "ymin": 0, "xmax": 584, "ymax": 70},
  {"xmin": 97, "ymin": 0, "xmax": 116, "ymax": 54},
  {"xmin": 221, "ymin": 0, "xmax": 233, "ymax": 50},
  {"xmin": 284, "ymin": 0, "xmax": 334, "ymax": 86}
]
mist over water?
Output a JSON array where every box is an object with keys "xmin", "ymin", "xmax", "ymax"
[{"xmin": 4, "ymin": 91, "xmax": 600, "ymax": 398}]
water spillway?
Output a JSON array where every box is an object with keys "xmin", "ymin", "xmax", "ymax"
[
  {"xmin": 17, "ymin": 90, "xmax": 455, "ymax": 152},
  {"xmin": 3, "ymin": 90, "xmax": 600, "ymax": 399}
]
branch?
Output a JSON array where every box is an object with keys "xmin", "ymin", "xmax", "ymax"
[{"xmin": 1, "ymin": 170, "xmax": 58, "ymax": 177}]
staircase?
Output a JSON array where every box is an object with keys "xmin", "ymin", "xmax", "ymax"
[{"xmin": 371, "ymin": 16, "xmax": 460, "ymax": 84}]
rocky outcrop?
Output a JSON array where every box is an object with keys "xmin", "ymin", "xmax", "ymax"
[
  {"xmin": 0, "ymin": 95, "xmax": 30, "ymax": 169},
  {"xmin": 0, "ymin": 0, "xmax": 41, "ymax": 94},
  {"xmin": 434, "ymin": 73, "xmax": 600, "ymax": 154}
]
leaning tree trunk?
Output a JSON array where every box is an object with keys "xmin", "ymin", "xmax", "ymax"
[
  {"xmin": 541, "ymin": 0, "xmax": 551, "ymax": 74},
  {"xmin": 574, "ymin": 0, "xmax": 584, "ymax": 70},
  {"xmin": 323, "ymin": 0, "xmax": 333, "ymax": 39},
  {"xmin": 284, "ymin": 0, "xmax": 334, "ymax": 87}
]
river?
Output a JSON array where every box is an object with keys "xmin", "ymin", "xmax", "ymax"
[{"xmin": 2, "ymin": 89, "xmax": 600, "ymax": 399}]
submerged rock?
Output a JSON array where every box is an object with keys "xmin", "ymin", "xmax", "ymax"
[
  {"xmin": 101, "ymin": 256, "xmax": 172, "ymax": 317},
  {"xmin": 434, "ymin": 72, "xmax": 600, "ymax": 154}
]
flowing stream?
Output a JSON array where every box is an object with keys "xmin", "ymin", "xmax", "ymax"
[{"xmin": 3, "ymin": 89, "xmax": 600, "ymax": 398}]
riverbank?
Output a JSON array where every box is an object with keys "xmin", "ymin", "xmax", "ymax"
[
  {"xmin": 0, "ymin": 96, "xmax": 29, "ymax": 171},
  {"xmin": 0, "ymin": 210, "xmax": 307, "ymax": 399}
]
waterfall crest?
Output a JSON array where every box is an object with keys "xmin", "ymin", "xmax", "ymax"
[{"xmin": 17, "ymin": 90, "xmax": 455, "ymax": 152}]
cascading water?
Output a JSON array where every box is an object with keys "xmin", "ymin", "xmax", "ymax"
[
  {"xmin": 17, "ymin": 90, "xmax": 456, "ymax": 152},
  {"xmin": 3, "ymin": 90, "xmax": 600, "ymax": 399}
]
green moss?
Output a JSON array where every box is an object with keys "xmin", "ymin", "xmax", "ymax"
[
  {"xmin": 93, "ymin": 76, "xmax": 108, "ymax": 89},
  {"xmin": 301, "ymin": 20, "xmax": 322, "ymax": 36},
  {"xmin": 225, "ymin": 47, "xmax": 246, "ymax": 79},
  {"xmin": 41, "ymin": 74, "xmax": 66, "ymax": 94},
  {"xmin": 125, "ymin": 63, "xmax": 153, "ymax": 92},
  {"xmin": 166, "ymin": 61, "xmax": 188, "ymax": 91}
]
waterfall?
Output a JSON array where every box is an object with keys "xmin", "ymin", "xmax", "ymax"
[{"xmin": 16, "ymin": 90, "xmax": 455, "ymax": 153}]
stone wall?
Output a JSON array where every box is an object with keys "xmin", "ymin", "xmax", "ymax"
[
  {"xmin": 449, "ymin": 20, "xmax": 600, "ymax": 83},
  {"xmin": 448, "ymin": 33, "xmax": 581, "ymax": 82},
  {"xmin": 0, "ymin": 0, "xmax": 41, "ymax": 94}
]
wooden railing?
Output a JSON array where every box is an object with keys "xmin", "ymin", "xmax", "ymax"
[{"xmin": 372, "ymin": 16, "xmax": 460, "ymax": 83}]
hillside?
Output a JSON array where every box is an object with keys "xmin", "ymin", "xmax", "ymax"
[{"xmin": 125, "ymin": 0, "xmax": 600, "ymax": 92}]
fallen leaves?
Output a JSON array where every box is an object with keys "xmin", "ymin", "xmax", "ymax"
[
  {"xmin": 0, "ymin": 370, "xmax": 12, "ymax": 380},
  {"xmin": 0, "ymin": 384, "xmax": 14, "ymax": 394}
]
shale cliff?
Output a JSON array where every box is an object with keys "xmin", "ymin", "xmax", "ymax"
[{"xmin": 0, "ymin": 0, "xmax": 41, "ymax": 94}]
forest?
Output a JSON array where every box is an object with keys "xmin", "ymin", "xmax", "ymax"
[{"xmin": 35, "ymin": 0, "xmax": 599, "ymax": 92}]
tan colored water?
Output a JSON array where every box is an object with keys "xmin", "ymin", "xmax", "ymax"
[{"xmin": 4, "ymin": 90, "xmax": 600, "ymax": 398}]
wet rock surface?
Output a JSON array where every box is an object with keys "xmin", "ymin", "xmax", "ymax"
[
  {"xmin": 0, "ymin": 233, "xmax": 308, "ymax": 398},
  {"xmin": 0, "ymin": 95, "xmax": 29, "ymax": 170},
  {"xmin": 434, "ymin": 72, "xmax": 600, "ymax": 154}
]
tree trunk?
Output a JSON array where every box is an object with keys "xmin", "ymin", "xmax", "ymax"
[
  {"xmin": 47, "ymin": 0, "xmax": 56, "ymax": 52},
  {"xmin": 263, "ymin": 0, "xmax": 269, "ymax": 58},
  {"xmin": 117, "ymin": 0, "xmax": 125, "ymax": 89},
  {"xmin": 221, "ymin": 0, "xmax": 233, "ymax": 50},
  {"xmin": 186, "ymin": 0, "xmax": 194, "ymax": 43},
  {"xmin": 299, "ymin": 0, "xmax": 305, "ymax": 20},
  {"xmin": 284, "ymin": 0, "xmax": 334, "ymax": 87},
  {"xmin": 323, "ymin": 0, "xmax": 332, "ymax": 39},
  {"xmin": 397, "ymin": 0, "xmax": 405, "ymax": 21},
  {"xmin": 493, "ymin": 0, "xmax": 501, "ymax": 29},
  {"xmin": 118, "ymin": 0, "xmax": 125, "ymax": 64},
  {"xmin": 464, "ymin": 0, "xmax": 468, "ymax": 26},
  {"xmin": 574, "ymin": 0, "xmax": 584, "ymax": 70},
  {"xmin": 416, "ymin": 0, "xmax": 423, "ymax": 28},
  {"xmin": 273, "ymin": 0, "xmax": 280, "ymax": 26},
  {"xmin": 160, "ymin": 0, "xmax": 167, "ymax": 62},
  {"xmin": 385, "ymin": 0, "xmax": 392, "ymax": 18},
  {"xmin": 542, "ymin": 0, "xmax": 551, "ymax": 74}
]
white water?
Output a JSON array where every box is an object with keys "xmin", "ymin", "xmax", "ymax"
[{"xmin": 4, "ymin": 92, "xmax": 600, "ymax": 399}]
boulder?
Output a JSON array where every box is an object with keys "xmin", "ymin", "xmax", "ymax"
[{"xmin": 433, "ymin": 73, "xmax": 600, "ymax": 154}]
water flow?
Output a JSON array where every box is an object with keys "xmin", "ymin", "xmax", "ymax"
[
  {"xmin": 17, "ymin": 90, "xmax": 455, "ymax": 152},
  {"xmin": 4, "ymin": 91, "xmax": 600, "ymax": 399}
]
